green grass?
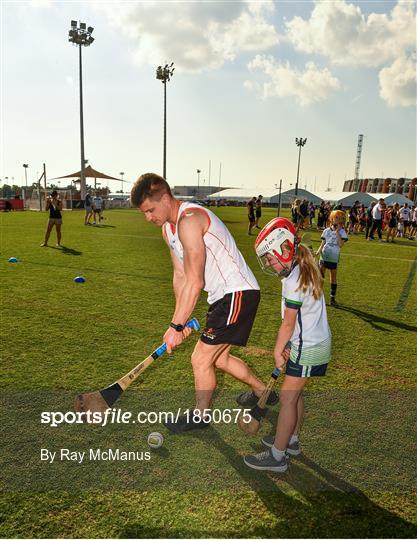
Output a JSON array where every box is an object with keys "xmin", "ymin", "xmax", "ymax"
[{"xmin": 1, "ymin": 207, "xmax": 416, "ymax": 538}]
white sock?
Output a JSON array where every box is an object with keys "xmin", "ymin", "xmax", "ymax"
[
  {"xmin": 271, "ymin": 446, "xmax": 286, "ymax": 461},
  {"xmin": 289, "ymin": 434, "xmax": 299, "ymax": 444}
]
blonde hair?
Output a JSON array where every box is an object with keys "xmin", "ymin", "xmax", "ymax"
[{"xmin": 296, "ymin": 244, "xmax": 323, "ymax": 300}]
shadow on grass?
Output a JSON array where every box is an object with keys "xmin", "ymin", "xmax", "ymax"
[
  {"xmin": 120, "ymin": 427, "xmax": 417, "ymax": 538},
  {"xmin": 334, "ymin": 304, "xmax": 417, "ymax": 333},
  {"xmin": 91, "ymin": 224, "xmax": 116, "ymax": 228}
]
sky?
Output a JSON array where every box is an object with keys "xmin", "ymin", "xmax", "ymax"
[{"xmin": 1, "ymin": 0, "xmax": 416, "ymax": 194}]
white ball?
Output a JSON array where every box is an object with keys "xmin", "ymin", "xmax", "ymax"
[{"xmin": 147, "ymin": 432, "xmax": 164, "ymax": 449}]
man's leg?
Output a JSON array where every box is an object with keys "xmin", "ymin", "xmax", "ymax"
[
  {"xmin": 56, "ymin": 224, "xmax": 62, "ymax": 246},
  {"xmin": 214, "ymin": 346, "xmax": 265, "ymax": 394}
]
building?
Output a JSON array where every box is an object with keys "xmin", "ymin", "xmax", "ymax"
[{"xmin": 343, "ymin": 178, "xmax": 417, "ymax": 203}]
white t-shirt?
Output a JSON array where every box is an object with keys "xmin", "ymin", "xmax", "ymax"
[
  {"xmin": 372, "ymin": 203, "xmax": 383, "ymax": 220},
  {"xmin": 399, "ymin": 207, "xmax": 411, "ymax": 221},
  {"xmin": 281, "ymin": 265, "xmax": 331, "ymax": 366},
  {"xmin": 164, "ymin": 202, "xmax": 259, "ymax": 304},
  {"xmin": 320, "ymin": 227, "xmax": 348, "ymax": 264},
  {"xmin": 413, "ymin": 208, "xmax": 417, "ymax": 222},
  {"xmin": 93, "ymin": 196, "xmax": 103, "ymax": 209}
]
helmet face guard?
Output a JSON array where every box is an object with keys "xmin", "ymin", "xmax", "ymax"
[{"xmin": 255, "ymin": 218, "xmax": 298, "ymax": 277}]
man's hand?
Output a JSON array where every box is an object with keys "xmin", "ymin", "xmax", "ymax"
[{"xmin": 163, "ymin": 326, "xmax": 191, "ymax": 354}]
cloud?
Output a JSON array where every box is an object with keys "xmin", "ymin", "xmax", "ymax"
[
  {"xmin": 95, "ymin": 1, "xmax": 279, "ymax": 72},
  {"xmin": 285, "ymin": 0, "xmax": 416, "ymax": 67},
  {"xmin": 245, "ymin": 55, "xmax": 341, "ymax": 106},
  {"xmin": 379, "ymin": 53, "xmax": 417, "ymax": 107}
]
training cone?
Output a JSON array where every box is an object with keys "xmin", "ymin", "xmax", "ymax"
[
  {"xmin": 73, "ymin": 276, "xmax": 86, "ymax": 283},
  {"xmin": 8, "ymin": 257, "xmax": 18, "ymax": 263}
]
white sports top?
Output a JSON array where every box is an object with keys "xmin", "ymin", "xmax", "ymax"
[{"xmin": 163, "ymin": 202, "xmax": 259, "ymax": 304}]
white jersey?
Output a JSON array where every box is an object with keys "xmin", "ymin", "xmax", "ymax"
[
  {"xmin": 93, "ymin": 196, "xmax": 103, "ymax": 209},
  {"xmin": 163, "ymin": 202, "xmax": 259, "ymax": 304},
  {"xmin": 320, "ymin": 227, "xmax": 348, "ymax": 264},
  {"xmin": 399, "ymin": 207, "xmax": 411, "ymax": 221},
  {"xmin": 282, "ymin": 265, "xmax": 331, "ymax": 366}
]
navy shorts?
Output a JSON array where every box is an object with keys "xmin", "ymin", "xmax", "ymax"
[
  {"xmin": 286, "ymin": 360, "xmax": 328, "ymax": 378},
  {"xmin": 320, "ymin": 260, "xmax": 338, "ymax": 270},
  {"xmin": 201, "ymin": 290, "xmax": 260, "ymax": 346}
]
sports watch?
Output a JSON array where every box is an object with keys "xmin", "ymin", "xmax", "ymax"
[{"xmin": 170, "ymin": 322, "xmax": 185, "ymax": 332}]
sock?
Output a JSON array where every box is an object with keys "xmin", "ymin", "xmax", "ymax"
[
  {"xmin": 289, "ymin": 434, "xmax": 299, "ymax": 444},
  {"xmin": 331, "ymin": 283, "xmax": 337, "ymax": 298},
  {"xmin": 271, "ymin": 446, "xmax": 286, "ymax": 461}
]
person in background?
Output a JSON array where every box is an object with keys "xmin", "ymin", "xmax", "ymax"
[
  {"xmin": 317, "ymin": 201, "xmax": 326, "ymax": 230},
  {"xmin": 398, "ymin": 203, "xmax": 411, "ymax": 238},
  {"xmin": 368, "ymin": 199, "xmax": 385, "ymax": 241},
  {"xmin": 41, "ymin": 190, "xmax": 63, "ymax": 247},
  {"xmin": 308, "ymin": 202, "xmax": 316, "ymax": 228},
  {"xmin": 291, "ymin": 199, "xmax": 302, "ymax": 228},
  {"xmin": 247, "ymin": 196, "xmax": 257, "ymax": 235},
  {"xmin": 299, "ymin": 199, "xmax": 309, "ymax": 229},
  {"xmin": 92, "ymin": 193, "xmax": 103, "ymax": 225},
  {"xmin": 84, "ymin": 191, "xmax": 93, "ymax": 225},
  {"xmin": 316, "ymin": 210, "xmax": 348, "ymax": 306},
  {"xmin": 255, "ymin": 195, "xmax": 263, "ymax": 229},
  {"xmin": 348, "ymin": 201, "xmax": 360, "ymax": 234},
  {"xmin": 408, "ymin": 206, "xmax": 417, "ymax": 240},
  {"xmin": 365, "ymin": 201, "xmax": 376, "ymax": 240},
  {"xmin": 385, "ymin": 203, "xmax": 399, "ymax": 243},
  {"xmin": 358, "ymin": 204, "xmax": 367, "ymax": 233}
]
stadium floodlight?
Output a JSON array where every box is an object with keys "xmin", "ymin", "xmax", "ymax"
[
  {"xmin": 68, "ymin": 20, "xmax": 95, "ymax": 200},
  {"xmin": 156, "ymin": 62, "xmax": 175, "ymax": 178},
  {"xmin": 23, "ymin": 164, "xmax": 29, "ymax": 188},
  {"xmin": 294, "ymin": 137, "xmax": 307, "ymax": 196}
]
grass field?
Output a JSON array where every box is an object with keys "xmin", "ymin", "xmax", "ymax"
[{"xmin": 1, "ymin": 207, "xmax": 416, "ymax": 538}]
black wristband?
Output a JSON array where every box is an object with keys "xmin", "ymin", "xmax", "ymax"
[{"xmin": 170, "ymin": 322, "xmax": 184, "ymax": 332}]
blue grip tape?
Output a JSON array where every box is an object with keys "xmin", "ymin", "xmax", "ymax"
[
  {"xmin": 153, "ymin": 343, "xmax": 167, "ymax": 357},
  {"xmin": 272, "ymin": 367, "xmax": 281, "ymax": 377}
]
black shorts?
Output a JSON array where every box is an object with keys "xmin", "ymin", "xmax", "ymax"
[
  {"xmin": 320, "ymin": 260, "xmax": 338, "ymax": 270},
  {"xmin": 255, "ymin": 210, "xmax": 261, "ymax": 218},
  {"xmin": 248, "ymin": 213, "xmax": 255, "ymax": 223},
  {"xmin": 201, "ymin": 290, "xmax": 260, "ymax": 346}
]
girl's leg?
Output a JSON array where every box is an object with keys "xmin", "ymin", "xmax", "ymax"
[
  {"xmin": 42, "ymin": 222, "xmax": 54, "ymax": 246},
  {"xmin": 274, "ymin": 375, "xmax": 307, "ymax": 451},
  {"xmin": 56, "ymin": 224, "xmax": 62, "ymax": 246},
  {"xmin": 330, "ymin": 268, "xmax": 338, "ymax": 304}
]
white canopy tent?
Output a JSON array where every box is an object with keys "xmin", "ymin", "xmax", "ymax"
[
  {"xmin": 369, "ymin": 193, "xmax": 414, "ymax": 206},
  {"xmin": 207, "ymin": 188, "xmax": 278, "ymax": 203},
  {"xmin": 313, "ymin": 191, "xmax": 376, "ymax": 207}
]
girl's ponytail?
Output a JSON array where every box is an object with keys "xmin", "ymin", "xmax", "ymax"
[{"xmin": 296, "ymin": 244, "xmax": 323, "ymax": 300}]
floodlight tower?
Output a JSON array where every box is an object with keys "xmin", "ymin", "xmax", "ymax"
[
  {"xmin": 156, "ymin": 62, "xmax": 175, "ymax": 179},
  {"xmin": 23, "ymin": 164, "xmax": 29, "ymax": 187},
  {"xmin": 295, "ymin": 137, "xmax": 307, "ymax": 196},
  {"xmin": 354, "ymin": 134, "xmax": 364, "ymax": 190},
  {"xmin": 68, "ymin": 20, "xmax": 94, "ymax": 200}
]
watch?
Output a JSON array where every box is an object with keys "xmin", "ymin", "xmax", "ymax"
[{"xmin": 170, "ymin": 322, "xmax": 184, "ymax": 332}]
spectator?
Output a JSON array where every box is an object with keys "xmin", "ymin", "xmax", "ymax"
[
  {"xmin": 92, "ymin": 193, "xmax": 103, "ymax": 225},
  {"xmin": 299, "ymin": 199, "xmax": 309, "ymax": 229},
  {"xmin": 348, "ymin": 201, "xmax": 360, "ymax": 234},
  {"xmin": 409, "ymin": 206, "xmax": 417, "ymax": 240},
  {"xmin": 291, "ymin": 199, "xmax": 302, "ymax": 228},
  {"xmin": 84, "ymin": 191, "xmax": 93, "ymax": 225},
  {"xmin": 368, "ymin": 199, "xmax": 385, "ymax": 241},
  {"xmin": 365, "ymin": 201, "xmax": 376, "ymax": 240},
  {"xmin": 385, "ymin": 203, "xmax": 399, "ymax": 243},
  {"xmin": 317, "ymin": 201, "xmax": 326, "ymax": 230},
  {"xmin": 398, "ymin": 203, "xmax": 411, "ymax": 238},
  {"xmin": 247, "ymin": 196, "xmax": 256, "ymax": 235},
  {"xmin": 255, "ymin": 195, "xmax": 263, "ymax": 229},
  {"xmin": 358, "ymin": 204, "xmax": 367, "ymax": 233},
  {"xmin": 308, "ymin": 202, "xmax": 316, "ymax": 227}
]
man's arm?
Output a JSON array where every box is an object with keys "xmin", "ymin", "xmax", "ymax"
[{"xmin": 163, "ymin": 211, "xmax": 208, "ymax": 352}]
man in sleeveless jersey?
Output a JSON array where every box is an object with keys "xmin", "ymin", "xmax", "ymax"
[{"xmin": 131, "ymin": 173, "xmax": 276, "ymax": 433}]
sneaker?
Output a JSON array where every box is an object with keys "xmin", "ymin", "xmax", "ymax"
[
  {"xmin": 330, "ymin": 297, "xmax": 337, "ymax": 306},
  {"xmin": 163, "ymin": 413, "xmax": 210, "ymax": 434},
  {"xmin": 236, "ymin": 390, "xmax": 279, "ymax": 407},
  {"xmin": 244, "ymin": 449, "xmax": 288, "ymax": 472},
  {"xmin": 40, "ymin": 243, "xmax": 48, "ymax": 247},
  {"xmin": 262, "ymin": 434, "xmax": 301, "ymax": 456},
  {"xmin": 367, "ymin": 237, "xmax": 374, "ymax": 241},
  {"xmin": 255, "ymin": 225, "xmax": 261, "ymax": 229}
]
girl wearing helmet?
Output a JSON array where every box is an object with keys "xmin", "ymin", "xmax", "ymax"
[
  {"xmin": 244, "ymin": 217, "xmax": 331, "ymax": 473},
  {"xmin": 315, "ymin": 209, "xmax": 348, "ymax": 306}
]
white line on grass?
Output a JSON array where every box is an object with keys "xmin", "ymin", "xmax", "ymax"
[{"xmin": 343, "ymin": 252, "xmax": 414, "ymax": 263}]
